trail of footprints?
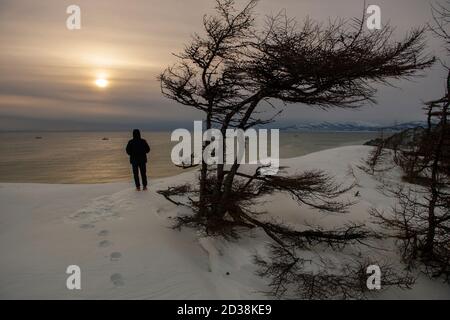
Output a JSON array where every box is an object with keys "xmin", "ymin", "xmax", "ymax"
[
  {"xmin": 76, "ymin": 224, "xmax": 125, "ymax": 288},
  {"xmin": 72, "ymin": 194, "xmax": 128, "ymax": 288},
  {"xmin": 75, "ymin": 191, "xmax": 160, "ymax": 288},
  {"xmin": 94, "ymin": 228, "xmax": 125, "ymax": 287},
  {"xmin": 96, "ymin": 230, "xmax": 121, "ymax": 261}
]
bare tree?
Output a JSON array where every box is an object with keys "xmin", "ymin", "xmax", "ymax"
[
  {"xmin": 371, "ymin": 72, "xmax": 450, "ymax": 282},
  {"xmin": 160, "ymin": 0, "xmax": 258, "ymax": 217},
  {"xmin": 429, "ymin": 0, "xmax": 450, "ymax": 57},
  {"xmin": 255, "ymin": 247, "xmax": 414, "ymax": 299},
  {"xmin": 359, "ymin": 132, "xmax": 394, "ymax": 175},
  {"xmin": 368, "ymin": 1, "xmax": 450, "ymax": 284},
  {"xmin": 159, "ymin": 0, "xmax": 434, "ymax": 297},
  {"xmin": 160, "ymin": 0, "xmax": 433, "ymax": 229}
]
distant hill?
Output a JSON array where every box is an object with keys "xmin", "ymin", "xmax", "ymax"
[
  {"xmin": 364, "ymin": 126, "xmax": 426, "ymax": 148},
  {"xmin": 279, "ymin": 121, "xmax": 426, "ymax": 132}
]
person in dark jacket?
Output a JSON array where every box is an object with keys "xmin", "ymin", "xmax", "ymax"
[{"xmin": 126, "ymin": 129, "xmax": 150, "ymax": 191}]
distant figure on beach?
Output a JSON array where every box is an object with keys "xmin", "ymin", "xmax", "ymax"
[{"xmin": 126, "ymin": 129, "xmax": 150, "ymax": 191}]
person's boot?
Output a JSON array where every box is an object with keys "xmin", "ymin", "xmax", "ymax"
[
  {"xmin": 136, "ymin": 186, "xmax": 141, "ymax": 191},
  {"xmin": 143, "ymin": 186, "xmax": 148, "ymax": 191}
]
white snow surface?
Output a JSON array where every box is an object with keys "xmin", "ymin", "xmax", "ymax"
[{"xmin": 0, "ymin": 146, "xmax": 449, "ymax": 299}]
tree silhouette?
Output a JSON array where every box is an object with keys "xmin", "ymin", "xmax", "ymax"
[{"xmin": 159, "ymin": 0, "xmax": 435, "ymax": 298}]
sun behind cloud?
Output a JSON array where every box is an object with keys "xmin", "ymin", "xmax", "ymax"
[
  {"xmin": 94, "ymin": 72, "xmax": 109, "ymax": 88},
  {"xmin": 95, "ymin": 77, "xmax": 109, "ymax": 88}
]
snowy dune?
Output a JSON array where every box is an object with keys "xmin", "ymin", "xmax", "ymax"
[{"xmin": 0, "ymin": 146, "xmax": 449, "ymax": 299}]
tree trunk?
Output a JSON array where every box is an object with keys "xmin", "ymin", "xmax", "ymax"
[
  {"xmin": 209, "ymin": 98, "xmax": 262, "ymax": 221},
  {"xmin": 214, "ymin": 161, "xmax": 241, "ymax": 219},
  {"xmin": 199, "ymin": 111, "xmax": 212, "ymax": 217},
  {"xmin": 424, "ymin": 71, "xmax": 449, "ymax": 257}
]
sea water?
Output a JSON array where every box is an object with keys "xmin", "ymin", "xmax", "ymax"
[{"xmin": 0, "ymin": 131, "xmax": 378, "ymax": 183}]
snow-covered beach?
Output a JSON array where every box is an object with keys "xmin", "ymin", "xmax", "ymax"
[{"xmin": 1, "ymin": 146, "xmax": 449, "ymax": 299}]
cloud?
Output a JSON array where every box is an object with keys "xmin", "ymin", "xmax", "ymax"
[{"xmin": 0, "ymin": 0, "xmax": 447, "ymax": 130}]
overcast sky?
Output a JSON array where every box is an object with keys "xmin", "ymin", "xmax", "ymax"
[{"xmin": 0, "ymin": 0, "xmax": 448, "ymax": 131}]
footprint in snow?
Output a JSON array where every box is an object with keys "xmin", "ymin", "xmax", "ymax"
[
  {"xmin": 97, "ymin": 230, "xmax": 109, "ymax": 236},
  {"xmin": 79, "ymin": 223, "xmax": 95, "ymax": 229},
  {"xmin": 110, "ymin": 273, "xmax": 125, "ymax": 287},
  {"xmin": 98, "ymin": 240, "xmax": 112, "ymax": 248},
  {"xmin": 110, "ymin": 252, "xmax": 122, "ymax": 261}
]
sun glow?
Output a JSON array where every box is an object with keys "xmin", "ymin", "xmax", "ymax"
[
  {"xmin": 94, "ymin": 72, "xmax": 109, "ymax": 88},
  {"xmin": 95, "ymin": 77, "xmax": 109, "ymax": 88}
]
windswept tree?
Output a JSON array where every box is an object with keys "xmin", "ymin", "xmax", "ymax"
[
  {"xmin": 371, "ymin": 74, "xmax": 449, "ymax": 282},
  {"xmin": 371, "ymin": 2, "xmax": 450, "ymax": 282},
  {"xmin": 159, "ymin": 0, "xmax": 434, "ymax": 298}
]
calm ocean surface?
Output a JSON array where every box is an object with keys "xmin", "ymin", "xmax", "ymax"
[{"xmin": 0, "ymin": 131, "xmax": 378, "ymax": 183}]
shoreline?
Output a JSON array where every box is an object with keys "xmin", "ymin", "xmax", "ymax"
[{"xmin": 0, "ymin": 145, "xmax": 367, "ymax": 185}]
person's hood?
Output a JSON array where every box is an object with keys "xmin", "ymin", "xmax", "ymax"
[{"xmin": 133, "ymin": 129, "xmax": 141, "ymax": 140}]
